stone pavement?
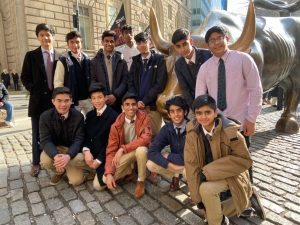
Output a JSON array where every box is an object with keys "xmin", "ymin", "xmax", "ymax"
[{"xmin": 0, "ymin": 105, "xmax": 299, "ymax": 225}]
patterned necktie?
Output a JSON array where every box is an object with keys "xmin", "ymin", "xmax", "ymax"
[
  {"xmin": 44, "ymin": 51, "xmax": 53, "ymax": 90},
  {"xmin": 143, "ymin": 59, "xmax": 148, "ymax": 71},
  {"xmin": 217, "ymin": 58, "xmax": 227, "ymax": 111},
  {"xmin": 96, "ymin": 110, "xmax": 101, "ymax": 116}
]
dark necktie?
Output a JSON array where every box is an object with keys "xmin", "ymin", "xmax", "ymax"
[
  {"xmin": 107, "ymin": 55, "xmax": 111, "ymax": 61},
  {"xmin": 176, "ymin": 127, "xmax": 181, "ymax": 140},
  {"xmin": 187, "ymin": 60, "xmax": 197, "ymax": 78},
  {"xmin": 60, "ymin": 115, "xmax": 65, "ymax": 121},
  {"xmin": 143, "ymin": 59, "xmax": 148, "ymax": 71},
  {"xmin": 130, "ymin": 120, "xmax": 135, "ymax": 124},
  {"xmin": 217, "ymin": 58, "xmax": 227, "ymax": 111},
  {"xmin": 44, "ymin": 51, "xmax": 53, "ymax": 90}
]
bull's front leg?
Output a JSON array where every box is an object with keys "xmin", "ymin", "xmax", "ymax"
[{"xmin": 275, "ymin": 86, "xmax": 300, "ymax": 134}]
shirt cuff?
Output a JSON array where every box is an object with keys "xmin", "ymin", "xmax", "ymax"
[
  {"xmin": 95, "ymin": 159, "xmax": 102, "ymax": 165},
  {"xmin": 83, "ymin": 147, "xmax": 90, "ymax": 152}
]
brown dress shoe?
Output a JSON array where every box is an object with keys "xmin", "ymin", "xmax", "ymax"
[
  {"xmin": 134, "ymin": 181, "xmax": 145, "ymax": 198},
  {"xmin": 50, "ymin": 173, "xmax": 65, "ymax": 185},
  {"xmin": 170, "ymin": 177, "xmax": 180, "ymax": 192},
  {"xmin": 30, "ymin": 164, "xmax": 40, "ymax": 177}
]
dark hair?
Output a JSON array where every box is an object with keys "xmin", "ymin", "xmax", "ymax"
[
  {"xmin": 89, "ymin": 83, "xmax": 107, "ymax": 97},
  {"xmin": 204, "ymin": 26, "xmax": 228, "ymax": 43},
  {"xmin": 122, "ymin": 92, "xmax": 138, "ymax": 103},
  {"xmin": 192, "ymin": 94, "xmax": 217, "ymax": 112},
  {"xmin": 65, "ymin": 31, "xmax": 81, "ymax": 42},
  {"xmin": 35, "ymin": 23, "xmax": 55, "ymax": 37},
  {"xmin": 121, "ymin": 24, "xmax": 133, "ymax": 33},
  {"xmin": 102, "ymin": 30, "xmax": 116, "ymax": 41},
  {"xmin": 134, "ymin": 32, "xmax": 149, "ymax": 43},
  {"xmin": 171, "ymin": 28, "xmax": 190, "ymax": 44},
  {"xmin": 165, "ymin": 96, "xmax": 189, "ymax": 115},
  {"xmin": 52, "ymin": 87, "xmax": 72, "ymax": 99}
]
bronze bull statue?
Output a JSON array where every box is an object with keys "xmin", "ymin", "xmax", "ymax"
[{"xmin": 150, "ymin": 0, "xmax": 300, "ymax": 134}]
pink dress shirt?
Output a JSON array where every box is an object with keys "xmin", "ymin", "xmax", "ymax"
[{"xmin": 195, "ymin": 50, "xmax": 262, "ymax": 126}]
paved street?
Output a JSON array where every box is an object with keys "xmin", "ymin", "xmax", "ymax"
[{"xmin": 0, "ymin": 96, "xmax": 299, "ymax": 225}]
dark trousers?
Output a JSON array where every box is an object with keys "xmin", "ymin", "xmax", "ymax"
[
  {"xmin": 241, "ymin": 132, "xmax": 253, "ymax": 183},
  {"xmin": 31, "ymin": 115, "xmax": 41, "ymax": 165}
]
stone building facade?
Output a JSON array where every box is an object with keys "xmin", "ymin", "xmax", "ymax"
[{"xmin": 0, "ymin": 0, "xmax": 191, "ymax": 77}]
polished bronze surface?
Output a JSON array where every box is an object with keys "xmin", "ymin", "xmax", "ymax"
[{"xmin": 150, "ymin": 0, "xmax": 300, "ymax": 133}]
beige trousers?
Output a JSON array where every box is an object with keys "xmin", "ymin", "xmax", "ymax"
[
  {"xmin": 94, "ymin": 146, "xmax": 148, "ymax": 190},
  {"xmin": 146, "ymin": 160, "xmax": 185, "ymax": 179},
  {"xmin": 199, "ymin": 179, "xmax": 237, "ymax": 225},
  {"xmin": 145, "ymin": 107, "xmax": 162, "ymax": 137},
  {"xmin": 40, "ymin": 146, "xmax": 86, "ymax": 186}
]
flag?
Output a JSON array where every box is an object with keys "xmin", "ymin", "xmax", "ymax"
[{"xmin": 110, "ymin": 4, "xmax": 126, "ymax": 46}]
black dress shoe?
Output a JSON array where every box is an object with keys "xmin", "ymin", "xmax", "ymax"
[{"xmin": 251, "ymin": 187, "xmax": 266, "ymax": 220}]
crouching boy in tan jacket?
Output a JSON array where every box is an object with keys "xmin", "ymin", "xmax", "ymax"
[{"xmin": 184, "ymin": 94, "xmax": 265, "ymax": 225}]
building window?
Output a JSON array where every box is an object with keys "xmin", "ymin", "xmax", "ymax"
[
  {"xmin": 168, "ymin": 4, "xmax": 172, "ymax": 19},
  {"xmin": 192, "ymin": 19, "xmax": 201, "ymax": 26},
  {"xmin": 74, "ymin": 5, "xmax": 92, "ymax": 50}
]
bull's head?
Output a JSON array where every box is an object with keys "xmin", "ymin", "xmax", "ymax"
[{"xmin": 150, "ymin": 0, "xmax": 256, "ymax": 118}]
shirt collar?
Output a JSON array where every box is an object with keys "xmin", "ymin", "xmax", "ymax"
[
  {"xmin": 41, "ymin": 47, "xmax": 54, "ymax": 55},
  {"xmin": 202, "ymin": 123, "xmax": 215, "ymax": 137},
  {"xmin": 96, "ymin": 104, "xmax": 107, "ymax": 115},
  {"xmin": 185, "ymin": 48, "xmax": 196, "ymax": 64},
  {"xmin": 212, "ymin": 49, "xmax": 230, "ymax": 63},
  {"xmin": 70, "ymin": 51, "xmax": 82, "ymax": 60},
  {"xmin": 125, "ymin": 115, "xmax": 137, "ymax": 124},
  {"xmin": 141, "ymin": 52, "xmax": 151, "ymax": 60},
  {"xmin": 173, "ymin": 119, "xmax": 187, "ymax": 131}
]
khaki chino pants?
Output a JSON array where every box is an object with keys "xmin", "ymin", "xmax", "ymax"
[
  {"xmin": 93, "ymin": 146, "xmax": 148, "ymax": 190},
  {"xmin": 40, "ymin": 146, "xmax": 86, "ymax": 186},
  {"xmin": 199, "ymin": 179, "xmax": 237, "ymax": 225}
]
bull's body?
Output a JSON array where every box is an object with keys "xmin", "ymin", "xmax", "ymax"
[{"xmin": 150, "ymin": 0, "xmax": 300, "ymax": 133}]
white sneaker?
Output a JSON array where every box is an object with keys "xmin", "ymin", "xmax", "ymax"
[{"xmin": 4, "ymin": 121, "xmax": 14, "ymax": 128}]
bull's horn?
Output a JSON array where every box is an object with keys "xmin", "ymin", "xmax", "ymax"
[
  {"xmin": 229, "ymin": 0, "xmax": 256, "ymax": 52},
  {"xmin": 149, "ymin": 8, "xmax": 171, "ymax": 55}
]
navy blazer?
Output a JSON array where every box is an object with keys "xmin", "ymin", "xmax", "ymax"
[
  {"xmin": 90, "ymin": 49, "xmax": 128, "ymax": 113},
  {"xmin": 175, "ymin": 47, "xmax": 212, "ymax": 108},
  {"xmin": 128, "ymin": 50, "xmax": 167, "ymax": 110},
  {"xmin": 148, "ymin": 122, "xmax": 187, "ymax": 168},
  {"xmin": 21, "ymin": 47, "xmax": 60, "ymax": 116}
]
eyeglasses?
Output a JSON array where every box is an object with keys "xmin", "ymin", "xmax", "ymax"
[{"xmin": 208, "ymin": 36, "xmax": 225, "ymax": 45}]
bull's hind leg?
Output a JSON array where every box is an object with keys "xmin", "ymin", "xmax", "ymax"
[{"xmin": 275, "ymin": 85, "xmax": 300, "ymax": 133}]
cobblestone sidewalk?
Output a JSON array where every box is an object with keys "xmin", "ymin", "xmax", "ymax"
[{"xmin": 0, "ymin": 105, "xmax": 299, "ymax": 225}]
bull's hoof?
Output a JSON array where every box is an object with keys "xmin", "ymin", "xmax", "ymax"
[{"xmin": 275, "ymin": 117, "xmax": 299, "ymax": 134}]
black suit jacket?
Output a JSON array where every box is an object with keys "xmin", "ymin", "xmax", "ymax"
[
  {"xmin": 21, "ymin": 47, "xmax": 60, "ymax": 117},
  {"xmin": 175, "ymin": 47, "xmax": 212, "ymax": 108},
  {"xmin": 90, "ymin": 49, "xmax": 128, "ymax": 113},
  {"xmin": 84, "ymin": 106, "xmax": 118, "ymax": 181},
  {"xmin": 128, "ymin": 50, "xmax": 167, "ymax": 110}
]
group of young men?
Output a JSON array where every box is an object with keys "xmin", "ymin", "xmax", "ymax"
[{"xmin": 21, "ymin": 22, "xmax": 265, "ymax": 225}]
